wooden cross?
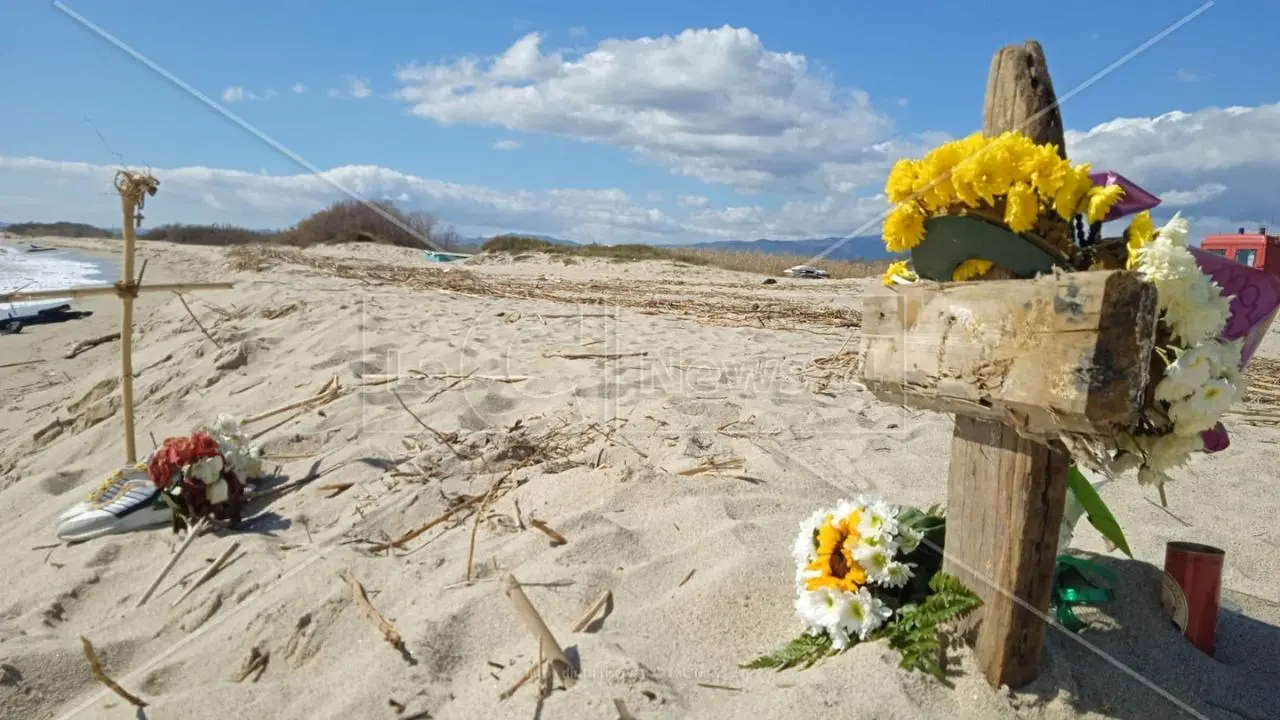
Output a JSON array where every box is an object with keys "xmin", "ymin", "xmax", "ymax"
[
  {"xmin": 860, "ymin": 42, "xmax": 1159, "ymax": 688},
  {"xmin": 0, "ymin": 171, "xmax": 234, "ymax": 465}
]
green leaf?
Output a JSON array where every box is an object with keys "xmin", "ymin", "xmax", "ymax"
[
  {"xmin": 741, "ymin": 633, "xmax": 838, "ymax": 671},
  {"xmin": 1067, "ymin": 465, "xmax": 1132, "ymax": 558},
  {"xmin": 885, "ymin": 572, "xmax": 983, "ymax": 680}
]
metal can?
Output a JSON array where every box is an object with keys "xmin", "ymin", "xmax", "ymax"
[{"xmin": 1161, "ymin": 541, "xmax": 1225, "ymax": 656}]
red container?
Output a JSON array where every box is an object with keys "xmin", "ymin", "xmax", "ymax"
[{"xmin": 1161, "ymin": 541, "xmax": 1225, "ymax": 656}]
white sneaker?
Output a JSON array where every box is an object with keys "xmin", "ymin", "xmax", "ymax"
[{"xmin": 55, "ymin": 466, "xmax": 173, "ymax": 543}]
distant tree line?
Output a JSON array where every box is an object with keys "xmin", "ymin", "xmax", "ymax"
[{"xmin": 4, "ymin": 199, "xmax": 472, "ymax": 251}]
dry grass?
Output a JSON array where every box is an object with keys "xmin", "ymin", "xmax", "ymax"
[
  {"xmin": 225, "ymin": 246, "xmax": 862, "ymax": 330},
  {"xmin": 479, "ymin": 235, "xmax": 886, "ymax": 279}
]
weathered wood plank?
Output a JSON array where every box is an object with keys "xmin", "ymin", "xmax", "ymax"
[{"xmin": 859, "ymin": 269, "xmax": 1157, "ymax": 440}]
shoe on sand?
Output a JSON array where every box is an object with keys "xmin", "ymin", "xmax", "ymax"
[{"xmin": 56, "ymin": 466, "xmax": 171, "ymax": 543}]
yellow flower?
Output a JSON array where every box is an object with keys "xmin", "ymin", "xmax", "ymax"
[
  {"xmin": 883, "ymin": 203, "xmax": 928, "ymax": 253},
  {"xmin": 1052, "ymin": 164, "xmax": 1093, "ymax": 220},
  {"xmin": 804, "ymin": 510, "xmax": 868, "ymax": 593},
  {"xmin": 1125, "ymin": 211, "xmax": 1156, "ymax": 269},
  {"xmin": 1085, "ymin": 184, "xmax": 1126, "ymax": 224},
  {"xmin": 1003, "ymin": 182, "xmax": 1039, "ymax": 233},
  {"xmin": 882, "ymin": 260, "xmax": 917, "ymax": 286},
  {"xmin": 952, "ymin": 258, "xmax": 994, "ymax": 282},
  {"xmin": 885, "ymin": 158, "xmax": 920, "ymax": 204}
]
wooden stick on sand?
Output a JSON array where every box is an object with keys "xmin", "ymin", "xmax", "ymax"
[
  {"xmin": 501, "ymin": 574, "xmax": 576, "ymax": 688},
  {"xmin": 80, "ymin": 636, "xmax": 147, "ymax": 708},
  {"xmin": 136, "ymin": 517, "xmax": 208, "ymax": 608},
  {"xmin": 171, "ymin": 540, "xmax": 239, "ymax": 609}
]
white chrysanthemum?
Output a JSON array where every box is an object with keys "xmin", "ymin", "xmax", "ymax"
[
  {"xmin": 796, "ymin": 586, "xmax": 848, "ymax": 636},
  {"xmin": 897, "ymin": 526, "xmax": 924, "ymax": 554},
  {"xmin": 840, "ymin": 587, "xmax": 893, "ymax": 642},
  {"xmin": 1137, "ymin": 432, "xmax": 1205, "ymax": 476},
  {"xmin": 197, "ymin": 414, "xmax": 265, "ymax": 483},
  {"xmin": 858, "ymin": 501, "xmax": 900, "ymax": 542},
  {"xmin": 881, "ymin": 561, "xmax": 915, "ymax": 588},
  {"xmin": 1208, "ymin": 339, "xmax": 1245, "ymax": 378},
  {"xmin": 793, "ymin": 508, "xmax": 829, "ymax": 567},
  {"xmin": 1155, "ymin": 345, "xmax": 1213, "ymax": 403},
  {"xmin": 1135, "ymin": 237, "xmax": 1232, "ymax": 345},
  {"xmin": 1157, "ymin": 211, "xmax": 1190, "ymax": 247},
  {"xmin": 1168, "ymin": 378, "xmax": 1239, "ymax": 436},
  {"xmin": 853, "ymin": 542, "xmax": 894, "ymax": 585}
]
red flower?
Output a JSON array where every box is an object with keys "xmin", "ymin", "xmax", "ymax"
[{"xmin": 148, "ymin": 431, "xmax": 223, "ymax": 489}]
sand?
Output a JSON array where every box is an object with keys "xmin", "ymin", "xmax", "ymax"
[{"xmin": 1, "ymin": 236, "xmax": 1278, "ymax": 720}]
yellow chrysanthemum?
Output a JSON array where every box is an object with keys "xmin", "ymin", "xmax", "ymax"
[
  {"xmin": 885, "ymin": 158, "xmax": 920, "ymax": 204},
  {"xmin": 883, "ymin": 203, "xmax": 928, "ymax": 253},
  {"xmin": 882, "ymin": 260, "xmax": 917, "ymax": 286},
  {"xmin": 803, "ymin": 510, "xmax": 868, "ymax": 593},
  {"xmin": 1125, "ymin": 211, "xmax": 1156, "ymax": 269},
  {"xmin": 1003, "ymin": 182, "xmax": 1039, "ymax": 233},
  {"xmin": 1085, "ymin": 184, "xmax": 1126, "ymax": 225},
  {"xmin": 952, "ymin": 258, "xmax": 994, "ymax": 282},
  {"xmin": 1053, "ymin": 164, "xmax": 1094, "ymax": 221},
  {"xmin": 1022, "ymin": 143, "xmax": 1069, "ymax": 198}
]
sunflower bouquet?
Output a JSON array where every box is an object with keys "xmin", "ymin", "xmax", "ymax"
[
  {"xmin": 147, "ymin": 414, "xmax": 265, "ymax": 530},
  {"xmin": 744, "ymin": 497, "xmax": 981, "ymax": 677}
]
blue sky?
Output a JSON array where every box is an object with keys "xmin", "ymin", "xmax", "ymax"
[{"xmin": 2, "ymin": 0, "xmax": 1278, "ymax": 244}]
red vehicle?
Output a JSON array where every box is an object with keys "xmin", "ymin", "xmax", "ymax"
[{"xmin": 1200, "ymin": 227, "xmax": 1280, "ymax": 274}]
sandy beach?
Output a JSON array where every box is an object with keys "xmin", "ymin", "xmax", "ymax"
[{"xmin": 1, "ymin": 236, "xmax": 1278, "ymax": 720}]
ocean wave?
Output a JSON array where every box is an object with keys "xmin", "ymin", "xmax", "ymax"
[{"xmin": 1, "ymin": 247, "xmax": 117, "ymax": 318}]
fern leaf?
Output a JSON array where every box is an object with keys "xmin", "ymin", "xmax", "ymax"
[
  {"xmin": 885, "ymin": 572, "xmax": 982, "ymax": 679},
  {"xmin": 742, "ymin": 632, "xmax": 837, "ymax": 671}
]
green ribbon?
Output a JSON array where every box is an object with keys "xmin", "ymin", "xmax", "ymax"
[{"xmin": 1052, "ymin": 555, "xmax": 1117, "ymax": 632}]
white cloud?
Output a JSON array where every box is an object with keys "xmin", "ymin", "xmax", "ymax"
[
  {"xmin": 568, "ymin": 26, "xmax": 588, "ymax": 38},
  {"xmin": 293, "ymin": 83, "xmax": 307, "ymax": 94},
  {"xmin": 264, "ymin": 88, "xmax": 279, "ymax": 99},
  {"xmin": 328, "ymin": 76, "xmax": 373, "ymax": 100},
  {"xmin": 222, "ymin": 86, "xmax": 256, "ymax": 102},
  {"xmin": 1160, "ymin": 183, "xmax": 1228, "ymax": 207},
  {"xmin": 394, "ymin": 27, "xmax": 904, "ymax": 194},
  {"xmin": 645, "ymin": 191, "xmax": 664, "ymax": 203},
  {"xmin": 493, "ymin": 139, "xmax": 522, "ymax": 150},
  {"xmin": 678, "ymin": 194, "xmax": 709, "ymax": 208}
]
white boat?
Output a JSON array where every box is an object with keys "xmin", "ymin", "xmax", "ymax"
[{"xmin": 782, "ymin": 264, "xmax": 829, "ymax": 279}]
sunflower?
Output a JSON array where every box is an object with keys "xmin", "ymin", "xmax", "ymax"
[{"xmin": 803, "ymin": 510, "xmax": 869, "ymax": 593}]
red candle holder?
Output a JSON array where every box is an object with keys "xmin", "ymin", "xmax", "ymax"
[{"xmin": 1161, "ymin": 541, "xmax": 1225, "ymax": 656}]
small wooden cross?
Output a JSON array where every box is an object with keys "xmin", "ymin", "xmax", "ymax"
[{"xmin": 860, "ymin": 41, "xmax": 1159, "ymax": 689}]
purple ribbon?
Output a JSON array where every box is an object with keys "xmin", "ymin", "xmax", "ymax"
[{"xmin": 1088, "ymin": 171, "xmax": 1162, "ymax": 223}]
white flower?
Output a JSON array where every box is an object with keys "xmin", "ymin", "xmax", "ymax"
[
  {"xmin": 188, "ymin": 456, "xmax": 225, "ymax": 486},
  {"xmin": 1168, "ymin": 378, "xmax": 1239, "ymax": 436},
  {"xmin": 1207, "ymin": 339, "xmax": 1244, "ymax": 378},
  {"xmin": 1137, "ymin": 432, "xmax": 1204, "ymax": 475},
  {"xmin": 793, "ymin": 509, "xmax": 829, "ymax": 567},
  {"xmin": 853, "ymin": 542, "xmax": 893, "ymax": 585},
  {"xmin": 1155, "ymin": 345, "xmax": 1213, "ymax": 403},
  {"xmin": 858, "ymin": 501, "xmax": 900, "ymax": 542},
  {"xmin": 881, "ymin": 561, "xmax": 915, "ymax": 588},
  {"xmin": 206, "ymin": 478, "xmax": 230, "ymax": 504},
  {"xmin": 897, "ymin": 526, "xmax": 924, "ymax": 554},
  {"xmin": 1156, "ymin": 211, "xmax": 1190, "ymax": 247},
  {"xmin": 796, "ymin": 587, "xmax": 848, "ymax": 636},
  {"xmin": 1135, "ymin": 237, "xmax": 1232, "ymax": 345},
  {"xmin": 840, "ymin": 587, "xmax": 893, "ymax": 642}
]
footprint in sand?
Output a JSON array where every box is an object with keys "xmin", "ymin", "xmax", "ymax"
[{"xmin": 38, "ymin": 469, "xmax": 84, "ymax": 497}]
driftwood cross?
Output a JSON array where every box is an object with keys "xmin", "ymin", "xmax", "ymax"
[{"xmin": 860, "ymin": 42, "xmax": 1159, "ymax": 689}]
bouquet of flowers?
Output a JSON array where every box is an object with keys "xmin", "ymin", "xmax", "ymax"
[
  {"xmin": 148, "ymin": 414, "xmax": 264, "ymax": 529},
  {"xmin": 874, "ymin": 130, "xmax": 1274, "ymax": 556},
  {"xmin": 744, "ymin": 497, "xmax": 981, "ymax": 678}
]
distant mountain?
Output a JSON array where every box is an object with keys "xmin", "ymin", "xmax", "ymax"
[{"xmin": 674, "ymin": 235, "xmax": 895, "ymax": 262}]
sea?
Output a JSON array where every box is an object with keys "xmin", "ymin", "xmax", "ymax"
[{"xmin": 1, "ymin": 242, "xmax": 120, "ymax": 320}]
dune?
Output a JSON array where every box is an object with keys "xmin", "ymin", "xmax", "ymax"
[{"xmin": 0, "ymin": 236, "xmax": 1277, "ymax": 720}]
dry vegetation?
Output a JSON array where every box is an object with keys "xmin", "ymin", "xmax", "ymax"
[
  {"xmin": 481, "ymin": 234, "xmax": 886, "ymax": 279},
  {"xmin": 226, "ymin": 245, "xmax": 863, "ymax": 330}
]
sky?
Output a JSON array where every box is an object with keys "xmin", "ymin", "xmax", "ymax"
[{"xmin": 1, "ymin": 0, "xmax": 1278, "ymax": 247}]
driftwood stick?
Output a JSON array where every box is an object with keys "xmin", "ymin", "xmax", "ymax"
[
  {"xmin": 241, "ymin": 377, "xmax": 342, "ymax": 426},
  {"xmin": 171, "ymin": 540, "xmax": 239, "ymax": 609},
  {"xmin": 80, "ymin": 636, "xmax": 147, "ymax": 708},
  {"xmin": 120, "ymin": 187, "xmax": 138, "ymax": 464},
  {"xmin": 175, "ymin": 292, "xmax": 221, "ymax": 348},
  {"xmin": 65, "ymin": 332, "xmax": 121, "ymax": 359},
  {"xmin": 340, "ymin": 570, "xmax": 407, "ymax": 653},
  {"xmin": 0, "ymin": 281, "xmax": 234, "ymax": 304},
  {"xmin": 501, "ymin": 574, "xmax": 576, "ymax": 687},
  {"xmin": 543, "ymin": 351, "xmax": 648, "ymax": 361},
  {"xmin": 135, "ymin": 517, "xmax": 208, "ymax": 608},
  {"xmin": 571, "ymin": 590, "xmax": 614, "ymax": 632}
]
